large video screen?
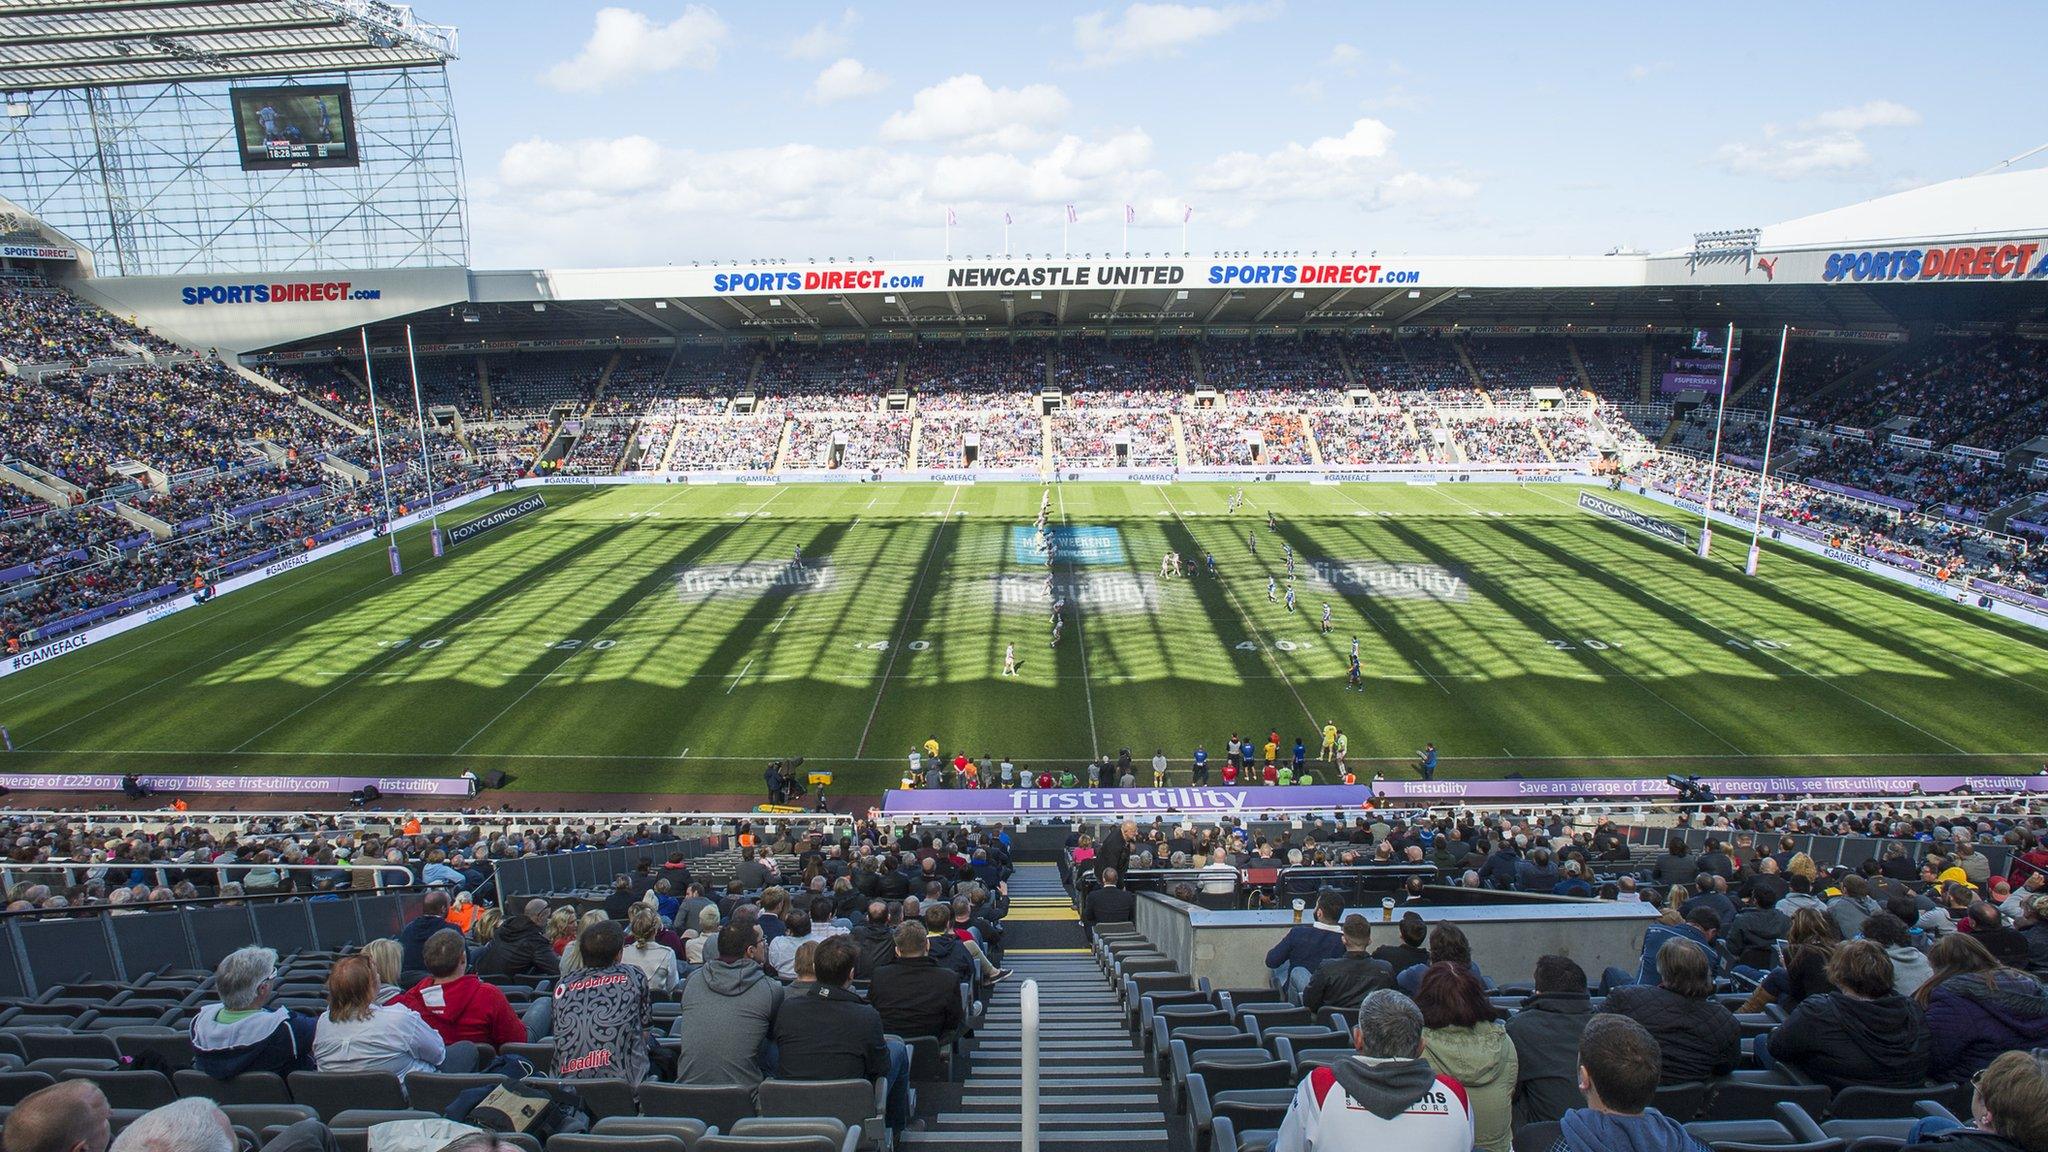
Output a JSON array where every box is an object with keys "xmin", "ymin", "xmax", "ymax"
[{"xmin": 229, "ymin": 84, "xmax": 358, "ymax": 171}]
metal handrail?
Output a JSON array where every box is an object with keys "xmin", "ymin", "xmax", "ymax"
[{"xmin": 0, "ymin": 860, "xmax": 424, "ymax": 898}]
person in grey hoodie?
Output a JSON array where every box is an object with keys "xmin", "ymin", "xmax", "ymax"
[
  {"xmin": 1549, "ymin": 1015, "xmax": 1710, "ymax": 1152},
  {"xmin": 1862, "ymin": 912, "xmax": 1934, "ymax": 996},
  {"xmin": 674, "ymin": 921, "xmax": 785, "ymax": 1087}
]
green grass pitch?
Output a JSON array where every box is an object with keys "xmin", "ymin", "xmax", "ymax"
[{"xmin": 4, "ymin": 480, "xmax": 2046, "ymax": 798}]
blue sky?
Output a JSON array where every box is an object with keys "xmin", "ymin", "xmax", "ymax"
[{"xmin": 430, "ymin": 2, "xmax": 2046, "ymax": 269}]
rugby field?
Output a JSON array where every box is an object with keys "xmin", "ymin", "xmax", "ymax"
[{"xmin": 3, "ymin": 480, "xmax": 2046, "ymax": 798}]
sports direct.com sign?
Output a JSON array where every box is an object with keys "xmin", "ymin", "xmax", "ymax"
[
  {"xmin": 1820, "ymin": 242, "xmax": 2046, "ymax": 283},
  {"xmin": 179, "ymin": 280, "xmax": 383, "ymax": 305}
]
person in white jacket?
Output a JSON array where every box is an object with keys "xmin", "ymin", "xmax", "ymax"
[
  {"xmin": 313, "ymin": 955, "xmax": 477, "ymax": 1081},
  {"xmin": 622, "ymin": 904, "xmax": 681, "ymax": 993},
  {"xmin": 1275, "ymin": 990, "xmax": 1473, "ymax": 1152}
]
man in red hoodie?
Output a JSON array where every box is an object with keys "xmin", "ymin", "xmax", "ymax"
[{"xmin": 396, "ymin": 929, "xmax": 527, "ymax": 1048}]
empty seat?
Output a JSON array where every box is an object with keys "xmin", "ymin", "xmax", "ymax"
[
  {"xmin": 638, "ymin": 1082, "xmax": 756, "ymax": 1131},
  {"xmin": 727, "ymin": 1119, "xmax": 856, "ymax": 1152},
  {"xmin": 111, "ymin": 1028, "xmax": 195, "ymax": 1070},
  {"xmin": 548, "ymin": 1137, "xmax": 691, "ymax": 1152},
  {"xmin": 60, "ymin": 1069, "xmax": 175, "ymax": 1110},
  {"xmin": 0, "ymin": 1071, "xmax": 56, "ymax": 1106},
  {"xmin": 591, "ymin": 1117, "xmax": 710, "ymax": 1151},
  {"xmin": 533, "ymin": 1077, "xmax": 638, "ymax": 1120},
  {"xmin": 286, "ymin": 1071, "xmax": 408, "ymax": 1121},
  {"xmin": 17, "ymin": 1032, "xmax": 122, "ymax": 1063},
  {"xmin": 406, "ymin": 1071, "xmax": 515, "ymax": 1116},
  {"xmin": 172, "ymin": 1070, "xmax": 291, "ymax": 1104},
  {"xmin": 754, "ymin": 1080, "xmax": 885, "ymax": 1151}
]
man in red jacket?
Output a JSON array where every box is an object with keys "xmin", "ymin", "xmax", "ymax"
[{"xmin": 396, "ymin": 929, "xmax": 527, "ymax": 1048}]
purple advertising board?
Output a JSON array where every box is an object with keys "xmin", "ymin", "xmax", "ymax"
[
  {"xmin": 881, "ymin": 774, "xmax": 2048, "ymax": 815},
  {"xmin": 0, "ymin": 773, "xmax": 473, "ymax": 796}
]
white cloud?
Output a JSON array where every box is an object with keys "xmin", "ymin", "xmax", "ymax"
[
  {"xmin": 789, "ymin": 8, "xmax": 859, "ymax": 59},
  {"xmin": 1327, "ymin": 43, "xmax": 1361, "ymax": 70},
  {"xmin": 1625, "ymin": 61, "xmax": 1670, "ymax": 82},
  {"xmin": 542, "ymin": 6, "xmax": 727, "ymax": 92},
  {"xmin": 880, "ymin": 74, "xmax": 1071, "ymax": 148},
  {"xmin": 1715, "ymin": 100, "xmax": 1920, "ymax": 181},
  {"xmin": 811, "ymin": 58, "xmax": 889, "ymax": 103},
  {"xmin": 479, "ymin": 125, "xmax": 1171, "ymax": 263},
  {"xmin": 499, "ymin": 136, "xmax": 669, "ymax": 193},
  {"xmin": 1195, "ymin": 116, "xmax": 1475, "ymax": 215},
  {"xmin": 1807, "ymin": 100, "xmax": 1921, "ymax": 132},
  {"xmin": 1073, "ymin": 2, "xmax": 1280, "ymax": 65}
]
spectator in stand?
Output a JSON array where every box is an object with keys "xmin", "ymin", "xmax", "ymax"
[
  {"xmin": 313, "ymin": 954, "xmax": 475, "ymax": 1081},
  {"xmin": 1548, "ymin": 1016, "xmax": 1711, "ymax": 1152},
  {"xmin": 870, "ymin": 922, "xmax": 966, "ymax": 1048},
  {"xmin": 1900, "ymin": 1049, "xmax": 2048, "ymax": 1152},
  {"xmin": 1374, "ymin": 913, "xmax": 1431, "ymax": 974},
  {"xmin": 2023, "ymin": 896, "xmax": 2048, "ymax": 976},
  {"xmin": 1303, "ymin": 914, "xmax": 1399, "ymax": 1015},
  {"xmin": 554, "ymin": 919, "xmax": 654, "ymax": 1085},
  {"xmin": 1741, "ymin": 907, "xmax": 1841, "ymax": 1012},
  {"xmin": 1599, "ymin": 939, "xmax": 1741, "ymax": 1085},
  {"xmin": 1274, "ymin": 989, "xmax": 1475, "ymax": 1152},
  {"xmin": 2, "ymin": 1080, "xmax": 111, "ymax": 1152},
  {"xmin": 674, "ymin": 921, "xmax": 782, "ymax": 1087},
  {"xmin": 1396, "ymin": 923, "xmax": 1489, "ymax": 995},
  {"xmin": 1864, "ymin": 910, "xmax": 1936, "ymax": 995},
  {"xmin": 1917, "ymin": 933, "xmax": 2048, "ymax": 1082},
  {"xmin": 1268, "ymin": 889, "xmax": 1348, "ymax": 999},
  {"xmin": 1726, "ymin": 884, "xmax": 1791, "ymax": 972},
  {"xmin": 1829, "ymin": 873, "xmax": 1883, "ymax": 940},
  {"xmin": 1082, "ymin": 867, "xmax": 1138, "ymax": 925},
  {"xmin": 189, "ymin": 945, "xmax": 317, "ymax": 1079},
  {"xmin": 474, "ymin": 897, "xmax": 559, "ymax": 979},
  {"xmin": 1765, "ymin": 939, "xmax": 1932, "ymax": 1090},
  {"xmin": 1507, "ymin": 955, "xmax": 1594, "ymax": 1128},
  {"xmin": 1417, "ymin": 962, "xmax": 1517, "ymax": 1152},
  {"xmin": 360, "ymin": 938, "xmax": 405, "ymax": 1005},
  {"xmin": 1609, "ymin": 907, "xmax": 1722, "ymax": 991},
  {"xmin": 106, "ymin": 1100, "xmax": 234, "ymax": 1152},
  {"xmin": 774, "ymin": 937, "xmax": 912, "ymax": 1139},
  {"xmin": 395, "ymin": 928, "xmax": 528, "ymax": 1049},
  {"xmin": 621, "ymin": 903, "xmax": 681, "ymax": 992},
  {"xmin": 1966, "ymin": 902, "xmax": 2036, "ymax": 969}
]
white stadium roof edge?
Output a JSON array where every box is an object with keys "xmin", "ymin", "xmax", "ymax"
[{"xmin": 26, "ymin": 161, "xmax": 2048, "ymax": 357}]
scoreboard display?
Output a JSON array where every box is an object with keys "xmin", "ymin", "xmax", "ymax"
[{"xmin": 229, "ymin": 84, "xmax": 358, "ymax": 171}]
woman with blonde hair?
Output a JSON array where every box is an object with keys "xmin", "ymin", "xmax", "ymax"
[
  {"xmin": 314, "ymin": 955, "xmax": 477, "ymax": 1080},
  {"xmin": 623, "ymin": 903, "xmax": 681, "ymax": 992},
  {"xmin": 470, "ymin": 907, "xmax": 502, "ymax": 945},
  {"xmin": 359, "ymin": 938, "xmax": 404, "ymax": 1004},
  {"xmin": 547, "ymin": 906, "xmax": 579, "ymax": 956},
  {"xmin": 683, "ymin": 903, "xmax": 720, "ymax": 966},
  {"xmin": 1658, "ymin": 885, "xmax": 1691, "ymax": 927},
  {"xmin": 559, "ymin": 909, "xmax": 608, "ymax": 974}
]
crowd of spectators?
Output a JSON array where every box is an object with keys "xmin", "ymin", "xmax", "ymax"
[
  {"xmin": 664, "ymin": 416, "xmax": 783, "ymax": 471},
  {"xmin": 1791, "ymin": 338, "xmax": 2048, "ymax": 447},
  {"xmin": 1051, "ymin": 410, "xmax": 1176, "ymax": 467},
  {"xmin": 1052, "ymin": 337, "xmax": 1198, "ymax": 404},
  {"xmin": 1309, "ymin": 410, "xmax": 1426, "ymax": 465},
  {"xmin": 0, "ymin": 279, "xmax": 181, "ymax": 364},
  {"xmin": 1452, "ymin": 416, "xmax": 1550, "ymax": 464},
  {"xmin": 903, "ymin": 341, "xmax": 1046, "ymax": 407},
  {"xmin": 1203, "ymin": 334, "xmax": 1349, "ymax": 407},
  {"xmin": 1464, "ymin": 338, "xmax": 1581, "ymax": 391},
  {"xmin": 785, "ymin": 413, "xmax": 911, "ymax": 470},
  {"xmin": 916, "ymin": 411, "xmax": 1042, "ymax": 468},
  {"xmin": 1181, "ymin": 410, "xmax": 1313, "ymax": 466}
]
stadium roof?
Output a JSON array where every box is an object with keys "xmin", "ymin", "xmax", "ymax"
[
  {"xmin": 1758, "ymin": 167, "xmax": 2048, "ymax": 251},
  {"xmin": 0, "ymin": 0, "xmax": 455, "ymax": 91}
]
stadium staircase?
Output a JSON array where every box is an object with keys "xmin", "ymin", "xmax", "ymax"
[
  {"xmin": 770, "ymin": 416, "xmax": 795, "ymax": 470},
  {"xmin": 1169, "ymin": 414, "xmax": 1191, "ymax": 468},
  {"xmin": 907, "ymin": 417, "xmax": 923, "ymax": 469},
  {"xmin": 1565, "ymin": 339, "xmax": 1595, "ymax": 392},
  {"xmin": 1039, "ymin": 415, "xmax": 1055, "ymax": 471},
  {"xmin": 904, "ymin": 863, "xmax": 1173, "ymax": 1152},
  {"xmin": 1639, "ymin": 340, "xmax": 1657, "ymax": 403},
  {"xmin": 1452, "ymin": 339, "xmax": 1484, "ymax": 387},
  {"xmin": 582, "ymin": 351, "xmax": 622, "ymax": 417},
  {"xmin": 1301, "ymin": 414, "xmax": 1324, "ymax": 465}
]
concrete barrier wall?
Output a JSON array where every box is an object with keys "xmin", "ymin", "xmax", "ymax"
[{"xmin": 1134, "ymin": 891, "xmax": 1660, "ymax": 989}]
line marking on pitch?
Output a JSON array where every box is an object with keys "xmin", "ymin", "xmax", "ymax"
[
  {"xmin": 726, "ymin": 659, "xmax": 753, "ymax": 694},
  {"xmin": 1057, "ymin": 481, "xmax": 1101, "ymax": 760},
  {"xmin": 854, "ymin": 485, "xmax": 959, "ymax": 757}
]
